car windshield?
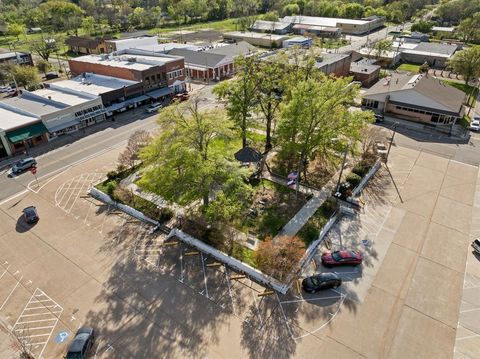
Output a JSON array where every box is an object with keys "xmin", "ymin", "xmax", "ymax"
[
  {"xmin": 310, "ymin": 277, "xmax": 319, "ymax": 286},
  {"xmin": 66, "ymin": 353, "xmax": 83, "ymax": 359},
  {"xmin": 332, "ymin": 252, "xmax": 342, "ymax": 261}
]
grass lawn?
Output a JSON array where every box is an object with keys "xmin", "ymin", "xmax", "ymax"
[
  {"xmin": 151, "ymin": 18, "xmax": 239, "ymax": 35},
  {"xmin": 238, "ymin": 179, "xmax": 308, "ymax": 240},
  {"xmin": 397, "ymin": 63, "xmax": 420, "ymax": 73},
  {"xmin": 297, "ymin": 198, "xmax": 336, "ymax": 246},
  {"xmin": 443, "ymin": 80, "xmax": 479, "ymax": 107}
]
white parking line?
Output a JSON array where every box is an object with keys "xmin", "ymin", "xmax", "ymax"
[
  {"xmin": 67, "ymin": 173, "xmax": 96, "ymax": 213},
  {"xmin": 12, "ymin": 288, "xmax": 63, "ymax": 359},
  {"xmin": 224, "ymin": 266, "xmax": 237, "ymax": 316},
  {"xmin": 0, "ymin": 275, "xmax": 23, "ymax": 311},
  {"xmin": 200, "ymin": 253, "xmax": 209, "ymax": 299}
]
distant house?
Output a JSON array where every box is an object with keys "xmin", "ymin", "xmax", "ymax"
[
  {"xmin": 223, "ymin": 32, "xmax": 289, "ymax": 48},
  {"xmin": 104, "ymin": 36, "xmax": 158, "ymax": 53},
  {"xmin": 350, "ymin": 58, "xmax": 381, "ymax": 87},
  {"xmin": 399, "ymin": 42, "xmax": 458, "ymax": 68},
  {"xmin": 282, "ymin": 37, "xmax": 313, "ymax": 48},
  {"xmin": 260, "ymin": 49, "xmax": 352, "ymax": 78},
  {"xmin": 65, "ymin": 36, "xmax": 107, "ymax": 55},
  {"xmin": 362, "ymin": 73, "xmax": 465, "ymax": 125},
  {"xmin": 0, "ymin": 51, "xmax": 33, "ymax": 66},
  {"xmin": 281, "ymin": 15, "xmax": 384, "ymax": 35},
  {"xmin": 292, "ymin": 24, "xmax": 342, "ymax": 38},
  {"xmin": 250, "ymin": 20, "xmax": 292, "ymax": 35}
]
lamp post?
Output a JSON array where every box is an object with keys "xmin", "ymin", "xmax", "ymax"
[{"xmin": 385, "ymin": 122, "xmax": 398, "ymax": 164}]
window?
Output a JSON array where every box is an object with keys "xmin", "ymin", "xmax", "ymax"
[{"xmin": 35, "ymin": 135, "xmax": 43, "ymax": 141}]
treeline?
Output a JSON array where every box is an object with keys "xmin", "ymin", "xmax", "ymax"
[{"xmin": 0, "ymin": 0, "xmax": 439, "ymax": 36}]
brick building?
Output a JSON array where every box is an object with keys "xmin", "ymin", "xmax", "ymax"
[{"xmin": 68, "ymin": 51, "xmax": 185, "ymax": 94}]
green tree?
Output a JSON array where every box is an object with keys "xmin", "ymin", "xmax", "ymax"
[
  {"xmin": 411, "ymin": 20, "xmax": 434, "ymax": 33},
  {"xmin": 373, "ymin": 39, "xmax": 393, "ymax": 58},
  {"xmin": 283, "ymin": 3, "xmax": 300, "ymax": 16},
  {"xmin": 255, "ymin": 60, "xmax": 284, "ymax": 151},
  {"xmin": 11, "ymin": 65, "xmax": 40, "ymax": 88},
  {"xmin": 448, "ymin": 46, "xmax": 480, "ymax": 113},
  {"xmin": 28, "ymin": 34, "xmax": 62, "ymax": 61},
  {"xmin": 214, "ymin": 55, "xmax": 258, "ymax": 149},
  {"xmin": 81, "ymin": 16, "xmax": 95, "ymax": 36},
  {"xmin": 277, "ymin": 76, "xmax": 372, "ymax": 181},
  {"xmin": 0, "ymin": 64, "xmax": 13, "ymax": 86},
  {"xmin": 139, "ymin": 96, "xmax": 235, "ymax": 207},
  {"xmin": 456, "ymin": 13, "xmax": 480, "ymax": 44},
  {"xmin": 7, "ymin": 22, "xmax": 24, "ymax": 41},
  {"xmin": 36, "ymin": 59, "xmax": 51, "ymax": 76},
  {"xmin": 341, "ymin": 3, "xmax": 365, "ymax": 19},
  {"xmin": 39, "ymin": 0, "xmax": 84, "ymax": 33}
]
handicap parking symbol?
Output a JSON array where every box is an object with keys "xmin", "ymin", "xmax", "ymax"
[
  {"xmin": 55, "ymin": 331, "xmax": 69, "ymax": 343},
  {"xmin": 362, "ymin": 239, "xmax": 371, "ymax": 247}
]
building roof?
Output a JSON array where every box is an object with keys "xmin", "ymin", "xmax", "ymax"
[
  {"xmin": 0, "ymin": 51, "xmax": 30, "ymax": 60},
  {"xmin": 292, "ymin": 24, "xmax": 340, "ymax": 32},
  {"xmin": 350, "ymin": 61, "xmax": 380, "ymax": 74},
  {"xmin": 364, "ymin": 73, "xmax": 465, "ymax": 113},
  {"xmin": 169, "ymin": 48, "xmax": 227, "ymax": 68},
  {"xmin": 205, "ymin": 41, "xmax": 257, "ymax": 57},
  {"xmin": 65, "ymin": 36, "xmax": 103, "ymax": 49},
  {"xmin": 432, "ymin": 26, "xmax": 455, "ymax": 32},
  {"xmin": 1, "ymin": 96, "xmax": 66, "ymax": 116},
  {"xmin": 282, "ymin": 15, "xmax": 376, "ymax": 27},
  {"xmin": 283, "ymin": 36, "xmax": 312, "ymax": 43},
  {"xmin": 0, "ymin": 107, "xmax": 40, "ymax": 132},
  {"xmin": 71, "ymin": 53, "xmax": 179, "ymax": 71},
  {"xmin": 223, "ymin": 31, "xmax": 289, "ymax": 41},
  {"xmin": 32, "ymin": 88, "xmax": 97, "ymax": 106},
  {"xmin": 107, "ymin": 35, "xmax": 155, "ymax": 43},
  {"xmin": 315, "ymin": 53, "xmax": 351, "ymax": 68},
  {"xmin": 251, "ymin": 20, "xmax": 291, "ymax": 31},
  {"xmin": 401, "ymin": 42, "xmax": 458, "ymax": 58},
  {"xmin": 51, "ymin": 73, "xmax": 139, "ymax": 96},
  {"xmin": 134, "ymin": 43, "xmax": 200, "ymax": 53}
]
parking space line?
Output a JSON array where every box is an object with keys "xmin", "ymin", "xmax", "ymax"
[
  {"xmin": 55, "ymin": 176, "xmax": 79, "ymax": 208},
  {"xmin": 61, "ymin": 175, "xmax": 86, "ymax": 211},
  {"xmin": 275, "ymin": 292, "xmax": 295, "ymax": 340},
  {"xmin": 16, "ymin": 325, "xmax": 56, "ymax": 331},
  {"xmin": 16, "ymin": 318, "xmax": 58, "ymax": 325},
  {"xmin": 25, "ymin": 305, "xmax": 58, "ymax": 310},
  {"xmin": 67, "ymin": 173, "xmax": 95, "ymax": 213},
  {"xmin": 17, "ymin": 333, "xmax": 51, "ymax": 339},
  {"xmin": 0, "ymin": 274, "xmax": 23, "ymax": 311},
  {"xmin": 280, "ymin": 295, "xmax": 343, "ymax": 305},
  {"xmin": 0, "ymin": 266, "xmax": 9, "ymax": 280},
  {"xmin": 250, "ymin": 280, "xmax": 264, "ymax": 328},
  {"xmin": 200, "ymin": 253, "xmax": 209, "ymax": 299},
  {"xmin": 224, "ymin": 266, "xmax": 237, "ymax": 316},
  {"xmin": 18, "ymin": 311, "xmax": 62, "ymax": 318}
]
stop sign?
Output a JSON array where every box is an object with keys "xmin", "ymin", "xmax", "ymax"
[{"xmin": 30, "ymin": 166, "xmax": 37, "ymax": 174}]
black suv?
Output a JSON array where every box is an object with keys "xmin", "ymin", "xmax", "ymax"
[{"xmin": 66, "ymin": 327, "xmax": 95, "ymax": 359}]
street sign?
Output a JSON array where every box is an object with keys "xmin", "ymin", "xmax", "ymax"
[
  {"xmin": 55, "ymin": 331, "xmax": 69, "ymax": 343},
  {"xmin": 30, "ymin": 166, "xmax": 37, "ymax": 174}
]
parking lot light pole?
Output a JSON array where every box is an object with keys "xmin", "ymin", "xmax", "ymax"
[
  {"xmin": 385, "ymin": 122, "xmax": 398, "ymax": 164},
  {"xmin": 335, "ymin": 145, "xmax": 349, "ymax": 195}
]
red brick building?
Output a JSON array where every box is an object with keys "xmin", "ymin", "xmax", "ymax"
[{"xmin": 68, "ymin": 51, "xmax": 186, "ymax": 93}]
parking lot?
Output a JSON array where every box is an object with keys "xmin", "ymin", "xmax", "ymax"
[{"xmin": 0, "ymin": 132, "xmax": 478, "ymax": 358}]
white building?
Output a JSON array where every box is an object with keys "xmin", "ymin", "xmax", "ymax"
[{"xmin": 105, "ymin": 36, "xmax": 159, "ymax": 52}]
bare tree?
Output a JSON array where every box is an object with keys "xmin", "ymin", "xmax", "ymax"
[
  {"xmin": 117, "ymin": 130, "xmax": 152, "ymax": 170},
  {"xmin": 254, "ymin": 235, "xmax": 305, "ymax": 281},
  {"xmin": 360, "ymin": 126, "xmax": 382, "ymax": 157}
]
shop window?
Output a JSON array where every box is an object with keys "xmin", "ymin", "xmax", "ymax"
[{"xmin": 35, "ymin": 135, "xmax": 43, "ymax": 141}]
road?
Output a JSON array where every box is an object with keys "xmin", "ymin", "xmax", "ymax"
[{"xmin": 0, "ymin": 84, "xmax": 217, "ymax": 203}]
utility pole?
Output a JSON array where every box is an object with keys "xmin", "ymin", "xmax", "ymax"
[
  {"xmin": 335, "ymin": 145, "xmax": 349, "ymax": 195},
  {"xmin": 386, "ymin": 122, "xmax": 398, "ymax": 164}
]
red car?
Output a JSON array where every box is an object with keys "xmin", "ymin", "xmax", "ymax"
[{"xmin": 321, "ymin": 250, "xmax": 363, "ymax": 267}]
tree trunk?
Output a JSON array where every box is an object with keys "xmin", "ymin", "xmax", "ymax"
[{"xmin": 265, "ymin": 102, "xmax": 272, "ymax": 151}]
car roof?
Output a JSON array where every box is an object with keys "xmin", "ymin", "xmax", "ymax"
[
  {"xmin": 68, "ymin": 335, "xmax": 89, "ymax": 352},
  {"xmin": 23, "ymin": 206, "xmax": 37, "ymax": 213},
  {"xmin": 316, "ymin": 272, "xmax": 340, "ymax": 280},
  {"xmin": 19, "ymin": 157, "xmax": 35, "ymax": 163}
]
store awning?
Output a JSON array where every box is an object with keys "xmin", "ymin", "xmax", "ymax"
[
  {"xmin": 6, "ymin": 122, "xmax": 47, "ymax": 143},
  {"xmin": 44, "ymin": 118, "xmax": 80, "ymax": 133},
  {"xmin": 126, "ymin": 94, "xmax": 149, "ymax": 105},
  {"xmin": 147, "ymin": 87, "xmax": 173, "ymax": 99},
  {"xmin": 105, "ymin": 102, "xmax": 126, "ymax": 113}
]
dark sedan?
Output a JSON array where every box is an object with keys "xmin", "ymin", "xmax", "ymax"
[
  {"xmin": 22, "ymin": 206, "xmax": 39, "ymax": 224},
  {"xmin": 302, "ymin": 273, "xmax": 342, "ymax": 293},
  {"xmin": 66, "ymin": 327, "xmax": 95, "ymax": 359},
  {"xmin": 321, "ymin": 250, "xmax": 363, "ymax": 267}
]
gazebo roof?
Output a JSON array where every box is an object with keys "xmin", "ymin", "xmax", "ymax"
[{"xmin": 234, "ymin": 147, "xmax": 262, "ymax": 163}]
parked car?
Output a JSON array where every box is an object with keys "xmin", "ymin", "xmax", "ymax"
[
  {"xmin": 173, "ymin": 92, "xmax": 189, "ymax": 102},
  {"xmin": 302, "ymin": 273, "xmax": 342, "ymax": 293},
  {"xmin": 11, "ymin": 157, "xmax": 37, "ymax": 174},
  {"xmin": 66, "ymin": 327, "xmax": 95, "ymax": 359},
  {"xmin": 146, "ymin": 103, "xmax": 162, "ymax": 113},
  {"xmin": 321, "ymin": 250, "xmax": 363, "ymax": 267},
  {"xmin": 0, "ymin": 86, "xmax": 12, "ymax": 93},
  {"xmin": 45, "ymin": 72, "xmax": 59, "ymax": 80},
  {"xmin": 23, "ymin": 206, "xmax": 39, "ymax": 224},
  {"xmin": 470, "ymin": 119, "xmax": 480, "ymax": 132},
  {"xmin": 374, "ymin": 113, "xmax": 384, "ymax": 123}
]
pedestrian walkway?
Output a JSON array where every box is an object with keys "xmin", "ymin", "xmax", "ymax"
[{"xmin": 267, "ymin": 172, "xmax": 337, "ymax": 239}]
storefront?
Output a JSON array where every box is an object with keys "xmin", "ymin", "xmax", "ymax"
[{"xmin": 5, "ymin": 122, "xmax": 48, "ymax": 155}]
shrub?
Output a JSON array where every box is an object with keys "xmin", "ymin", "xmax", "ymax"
[
  {"xmin": 159, "ymin": 207, "xmax": 174, "ymax": 222},
  {"xmin": 105, "ymin": 180, "xmax": 117, "ymax": 197},
  {"xmin": 106, "ymin": 170, "xmax": 118, "ymax": 181},
  {"xmin": 321, "ymin": 198, "xmax": 337, "ymax": 217},
  {"xmin": 352, "ymin": 164, "xmax": 368, "ymax": 177},
  {"xmin": 346, "ymin": 173, "xmax": 362, "ymax": 188},
  {"xmin": 299, "ymin": 224, "xmax": 319, "ymax": 245}
]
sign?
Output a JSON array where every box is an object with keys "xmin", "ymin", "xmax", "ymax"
[
  {"xmin": 55, "ymin": 331, "xmax": 69, "ymax": 343},
  {"xmin": 30, "ymin": 166, "xmax": 37, "ymax": 175}
]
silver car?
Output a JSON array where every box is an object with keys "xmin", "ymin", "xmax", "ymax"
[{"xmin": 11, "ymin": 157, "xmax": 37, "ymax": 174}]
